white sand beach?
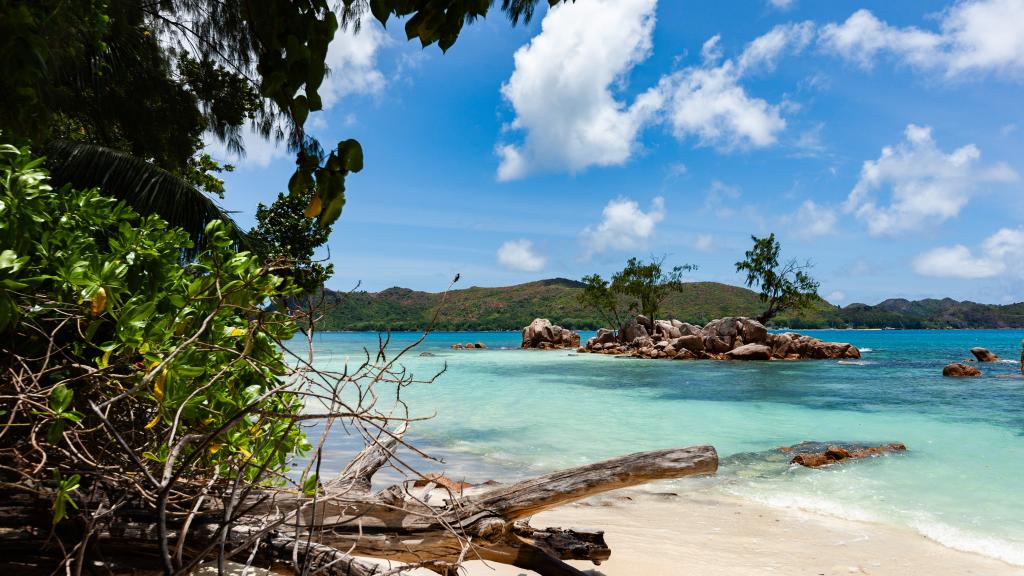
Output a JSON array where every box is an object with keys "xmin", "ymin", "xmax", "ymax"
[{"xmin": 389, "ymin": 487, "xmax": 1024, "ymax": 576}]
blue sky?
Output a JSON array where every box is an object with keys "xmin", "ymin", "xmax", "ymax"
[{"xmin": 209, "ymin": 0, "xmax": 1024, "ymax": 305}]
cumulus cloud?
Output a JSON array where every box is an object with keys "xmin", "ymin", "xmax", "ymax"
[
  {"xmin": 319, "ymin": 24, "xmax": 388, "ymax": 108},
  {"xmin": 844, "ymin": 124, "xmax": 1018, "ymax": 235},
  {"xmin": 497, "ymin": 239, "xmax": 547, "ymax": 272},
  {"xmin": 581, "ymin": 197, "xmax": 665, "ymax": 255},
  {"xmin": 820, "ymin": 0, "xmax": 1024, "ymax": 79},
  {"xmin": 497, "ymin": 3, "xmax": 811, "ymax": 178},
  {"xmin": 658, "ymin": 22, "xmax": 813, "ymax": 150},
  {"xmin": 913, "ymin": 228, "xmax": 1024, "ymax": 278},
  {"xmin": 496, "ymin": 0, "xmax": 661, "ymax": 181},
  {"xmin": 788, "ymin": 200, "xmax": 837, "ymax": 238},
  {"xmin": 825, "ymin": 290, "xmax": 846, "ymax": 303}
]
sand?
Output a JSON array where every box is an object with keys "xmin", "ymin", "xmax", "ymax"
[
  {"xmin": 207, "ymin": 486, "xmax": 1024, "ymax": 576},
  {"xmin": 448, "ymin": 487, "xmax": 1024, "ymax": 576}
]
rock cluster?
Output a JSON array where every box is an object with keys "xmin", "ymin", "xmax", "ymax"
[
  {"xmin": 786, "ymin": 443, "xmax": 907, "ymax": 468},
  {"xmin": 452, "ymin": 342, "xmax": 487, "ymax": 350},
  {"xmin": 942, "ymin": 362, "xmax": 981, "ymax": 377},
  {"xmin": 521, "ymin": 318, "xmax": 581, "ymax": 349},
  {"xmin": 581, "ymin": 316, "xmax": 860, "ymax": 361},
  {"xmin": 970, "ymin": 347, "xmax": 999, "ymax": 362}
]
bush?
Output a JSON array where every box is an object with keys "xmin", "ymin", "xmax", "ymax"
[{"xmin": 0, "ymin": 141, "xmax": 310, "ymax": 507}]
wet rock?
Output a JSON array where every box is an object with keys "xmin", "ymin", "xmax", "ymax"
[
  {"xmin": 789, "ymin": 443, "xmax": 907, "ymax": 468},
  {"xmin": 970, "ymin": 347, "xmax": 999, "ymax": 362},
  {"xmin": 451, "ymin": 344, "xmax": 463, "ymax": 350},
  {"xmin": 943, "ymin": 362, "xmax": 981, "ymax": 377},
  {"xmin": 419, "ymin": 352, "xmax": 436, "ymax": 357}
]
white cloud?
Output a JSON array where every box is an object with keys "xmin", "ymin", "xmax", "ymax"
[
  {"xmin": 205, "ymin": 26, "xmax": 387, "ymax": 167},
  {"xmin": 497, "ymin": 239, "xmax": 547, "ymax": 272},
  {"xmin": 694, "ymin": 233, "xmax": 714, "ymax": 252},
  {"xmin": 581, "ymin": 197, "xmax": 665, "ymax": 255},
  {"xmin": 826, "ymin": 290, "xmax": 846, "ymax": 303},
  {"xmin": 820, "ymin": 0, "xmax": 1024, "ymax": 79},
  {"xmin": 320, "ymin": 24, "xmax": 388, "ymax": 108},
  {"xmin": 659, "ymin": 23, "xmax": 812, "ymax": 150},
  {"xmin": 767, "ymin": 0, "xmax": 796, "ymax": 10},
  {"xmin": 788, "ymin": 200, "xmax": 837, "ymax": 238},
  {"xmin": 844, "ymin": 124, "xmax": 1018, "ymax": 235},
  {"xmin": 913, "ymin": 228, "xmax": 1024, "ymax": 278},
  {"xmin": 496, "ymin": 0, "xmax": 661, "ymax": 181}
]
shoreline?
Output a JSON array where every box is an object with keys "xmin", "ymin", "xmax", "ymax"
[{"xmin": 393, "ymin": 486, "xmax": 1024, "ymax": 575}]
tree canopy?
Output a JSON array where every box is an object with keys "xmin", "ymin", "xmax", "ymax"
[
  {"xmin": 579, "ymin": 256, "xmax": 697, "ymax": 334},
  {"xmin": 735, "ymin": 233, "xmax": 820, "ymax": 324}
]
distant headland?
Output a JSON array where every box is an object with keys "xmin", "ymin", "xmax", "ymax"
[{"xmin": 313, "ymin": 278, "xmax": 1024, "ymax": 331}]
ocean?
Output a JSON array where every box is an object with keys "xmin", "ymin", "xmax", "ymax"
[{"xmin": 302, "ymin": 329, "xmax": 1024, "ymax": 566}]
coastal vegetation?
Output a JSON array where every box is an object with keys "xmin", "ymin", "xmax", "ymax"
[
  {"xmin": 314, "ymin": 278, "xmax": 1024, "ymax": 331},
  {"xmin": 735, "ymin": 233, "xmax": 821, "ymax": 324},
  {"xmin": 579, "ymin": 256, "xmax": 696, "ymax": 335}
]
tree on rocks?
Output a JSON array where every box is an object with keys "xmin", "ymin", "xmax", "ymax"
[{"xmin": 735, "ymin": 233, "xmax": 820, "ymax": 325}]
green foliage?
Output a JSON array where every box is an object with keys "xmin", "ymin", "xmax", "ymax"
[
  {"xmin": 0, "ymin": 142, "xmax": 308, "ymax": 491},
  {"xmin": 735, "ymin": 233, "xmax": 820, "ymax": 324},
  {"xmin": 251, "ymin": 187, "xmax": 334, "ymax": 294},
  {"xmin": 184, "ymin": 153, "xmax": 235, "ymax": 200},
  {"xmin": 578, "ymin": 274, "xmax": 630, "ymax": 333},
  {"xmin": 610, "ymin": 256, "xmax": 696, "ymax": 321},
  {"xmin": 51, "ymin": 470, "xmax": 81, "ymax": 525}
]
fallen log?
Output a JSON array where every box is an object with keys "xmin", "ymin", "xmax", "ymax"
[{"xmin": 0, "ymin": 444, "xmax": 718, "ymax": 576}]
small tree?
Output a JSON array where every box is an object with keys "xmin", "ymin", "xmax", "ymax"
[
  {"xmin": 579, "ymin": 256, "xmax": 696, "ymax": 334},
  {"xmin": 612, "ymin": 256, "xmax": 696, "ymax": 321},
  {"xmin": 735, "ymin": 233, "xmax": 820, "ymax": 324},
  {"xmin": 250, "ymin": 186, "xmax": 334, "ymax": 294},
  {"xmin": 579, "ymin": 273, "xmax": 631, "ymax": 335}
]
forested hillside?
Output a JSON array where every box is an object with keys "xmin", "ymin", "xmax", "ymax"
[{"xmin": 314, "ymin": 279, "xmax": 1024, "ymax": 330}]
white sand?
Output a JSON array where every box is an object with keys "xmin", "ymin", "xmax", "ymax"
[
  {"xmin": 209, "ymin": 487, "xmax": 1024, "ymax": 576},
  {"xmin": 448, "ymin": 488, "xmax": 1024, "ymax": 576}
]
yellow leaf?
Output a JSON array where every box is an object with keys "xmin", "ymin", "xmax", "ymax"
[
  {"xmin": 153, "ymin": 371, "xmax": 166, "ymax": 402},
  {"xmin": 239, "ymin": 447, "xmax": 252, "ymax": 460},
  {"xmin": 144, "ymin": 414, "xmax": 161, "ymax": 429},
  {"xmin": 90, "ymin": 287, "xmax": 107, "ymax": 317},
  {"xmin": 230, "ymin": 327, "xmax": 245, "ymax": 337},
  {"xmin": 303, "ymin": 195, "xmax": 322, "ymax": 218},
  {"xmin": 208, "ymin": 443, "xmax": 222, "ymax": 455}
]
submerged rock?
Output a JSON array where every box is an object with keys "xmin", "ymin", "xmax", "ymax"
[
  {"xmin": 786, "ymin": 442, "xmax": 907, "ymax": 468},
  {"xmin": 943, "ymin": 362, "xmax": 981, "ymax": 377},
  {"xmin": 970, "ymin": 347, "xmax": 999, "ymax": 362}
]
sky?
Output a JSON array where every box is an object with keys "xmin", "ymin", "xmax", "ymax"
[{"xmin": 208, "ymin": 0, "xmax": 1024, "ymax": 306}]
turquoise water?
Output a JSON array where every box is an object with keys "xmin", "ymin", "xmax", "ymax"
[{"xmin": 305, "ymin": 330, "xmax": 1024, "ymax": 566}]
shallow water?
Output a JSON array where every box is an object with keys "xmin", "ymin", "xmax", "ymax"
[{"xmin": 302, "ymin": 330, "xmax": 1024, "ymax": 566}]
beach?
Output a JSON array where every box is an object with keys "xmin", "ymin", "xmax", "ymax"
[{"xmin": 376, "ymin": 486, "xmax": 1022, "ymax": 576}]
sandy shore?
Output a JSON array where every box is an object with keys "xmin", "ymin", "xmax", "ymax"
[
  {"xmin": 416, "ymin": 487, "xmax": 1023, "ymax": 576},
  {"xmin": 206, "ymin": 486, "xmax": 1024, "ymax": 576}
]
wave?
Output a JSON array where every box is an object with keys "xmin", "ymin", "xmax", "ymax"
[
  {"xmin": 859, "ymin": 348, "xmax": 874, "ymax": 352},
  {"xmin": 910, "ymin": 516, "xmax": 1024, "ymax": 567},
  {"xmin": 997, "ymin": 358, "xmax": 1020, "ymax": 364},
  {"xmin": 730, "ymin": 489, "xmax": 1024, "ymax": 567}
]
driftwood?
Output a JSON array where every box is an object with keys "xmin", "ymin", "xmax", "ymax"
[{"xmin": 0, "ymin": 435, "xmax": 718, "ymax": 575}]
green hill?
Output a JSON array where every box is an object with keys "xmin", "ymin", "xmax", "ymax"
[{"xmin": 314, "ymin": 278, "xmax": 1024, "ymax": 331}]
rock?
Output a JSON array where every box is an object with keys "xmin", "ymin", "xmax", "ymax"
[
  {"xmin": 789, "ymin": 443, "xmax": 907, "ymax": 468},
  {"xmin": 672, "ymin": 334, "xmax": 704, "ymax": 353},
  {"xmin": 726, "ymin": 343, "xmax": 772, "ymax": 361},
  {"xmin": 451, "ymin": 344, "xmax": 463, "ymax": 350},
  {"xmin": 620, "ymin": 319, "xmax": 649, "ymax": 343},
  {"xmin": 420, "ymin": 352, "xmax": 436, "ymax": 357},
  {"xmin": 594, "ymin": 328, "xmax": 617, "ymax": 345},
  {"xmin": 766, "ymin": 333, "xmax": 793, "ymax": 358},
  {"xmin": 653, "ymin": 320, "xmax": 682, "ymax": 340},
  {"xmin": 576, "ymin": 347, "xmax": 587, "ymax": 353},
  {"xmin": 678, "ymin": 322, "xmax": 703, "ymax": 337},
  {"xmin": 943, "ymin": 363, "xmax": 981, "ymax": 377},
  {"xmin": 475, "ymin": 342, "xmax": 487, "ymax": 349},
  {"xmin": 970, "ymin": 347, "xmax": 999, "ymax": 362},
  {"xmin": 737, "ymin": 318, "xmax": 768, "ymax": 345},
  {"xmin": 703, "ymin": 335, "xmax": 731, "ymax": 354},
  {"xmin": 635, "ymin": 314, "xmax": 653, "ymax": 333},
  {"xmin": 521, "ymin": 318, "xmax": 580, "ymax": 349},
  {"xmin": 673, "ymin": 348, "xmax": 697, "ymax": 360}
]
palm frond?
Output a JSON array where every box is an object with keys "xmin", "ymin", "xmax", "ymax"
[{"xmin": 43, "ymin": 140, "xmax": 254, "ymax": 258}]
